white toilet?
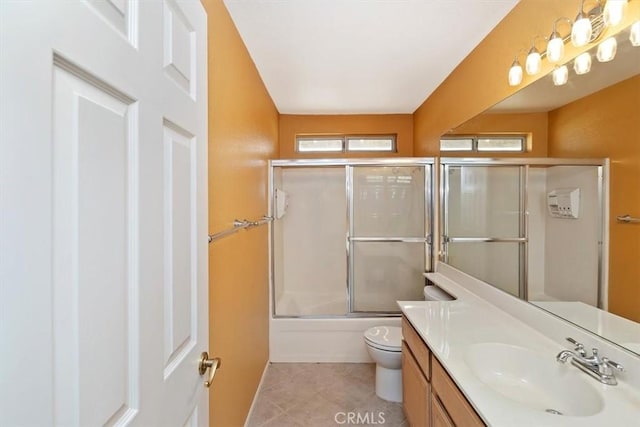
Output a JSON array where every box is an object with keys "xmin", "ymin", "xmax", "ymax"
[{"xmin": 364, "ymin": 325, "xmax": 403, "ymax": 403}]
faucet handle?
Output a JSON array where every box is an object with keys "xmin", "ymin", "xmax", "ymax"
[
  {"xmin": 602, "ymin": 357, "xmax": 624, "ymax": 372},
  {"xmin": 599, "ymin": 357, "xmax": 624, "ymax": 380},
  {"xmin": 566, "ymin": 337, "xmax": 586, "ymax": 356}
]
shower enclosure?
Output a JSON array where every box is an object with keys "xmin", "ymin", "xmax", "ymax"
[
  {"xmin": 269, "ymin": 159, "xmax": 434, "ymax": 318},
  {"xmin": 440, "ymin": 158, "xmax": 606, "ymax": 307}
]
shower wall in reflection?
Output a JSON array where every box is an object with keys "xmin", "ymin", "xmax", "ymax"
[{"xmin": 270, "ymin": 159, "xmax": 434, "ymax": 317}]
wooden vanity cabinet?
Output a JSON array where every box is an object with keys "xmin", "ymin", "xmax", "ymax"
[
  {"xmin": 402, "ymin": 341, "xmax": 430, "ymax": 426},
  {"xmin": 401, "ymin": 316, "xmax": 485, "ymax": 427},
  {"xmin": 431, "ymin": 393, "xmax": 454, "ymax": 427},
  {"xmin": 431, "ymin": 357, "xmax": 484, "ymax": 427}
]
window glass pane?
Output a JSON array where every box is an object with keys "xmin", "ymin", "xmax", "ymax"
[
  {"xmin": 297, "ymin": 137, "xmax": 343, "ymax": 152},
  {"xmin": 347, "ymin": 137, "xmax": 395, "ymax": 152},
  {"xmin": 440, "ymin": 138, "xmax": 473, "ymax": 151},
  {"xmin": 477, "ymin": 137, "xmax": 524, "ymax": 152}
]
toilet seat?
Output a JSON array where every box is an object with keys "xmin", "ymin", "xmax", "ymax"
[{"xmin": 364, "ymin": 326, "xmax": 402, "ymax": 352}]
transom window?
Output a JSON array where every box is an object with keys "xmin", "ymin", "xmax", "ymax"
[
  {"xmin": 296, "ymin": 134, "xmax": 397, "ymax": 153},
  {"xmin": 440, "ymin": 135, "xmax": 526, "ymax": 152}
]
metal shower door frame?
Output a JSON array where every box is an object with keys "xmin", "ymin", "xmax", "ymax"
[
  {"xmin": 269, "ymin": 158, "xmax": 435, "ymax": 318},
  {"xmin": 439, "ymin": 157, "xmax": 607, "ymax": 305}
]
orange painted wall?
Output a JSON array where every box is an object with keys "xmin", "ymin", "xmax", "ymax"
[
  {"xmin": 279, "ymin": 114, "xmax": 414, "ymax": 158},
  {"xmin": 548, "ymin": 75, "xmax": 640, "ymax": 322},
  {"xmin": 413, "ymin": 0, "xmax": 638, "ymax": 156},
  {"xmin": 446, "ymin": 112, "xmax": 548, "ymax": 157},
  {"xmin": 202, "ymin": 1, "xmax": 279, "ymax": 426}
]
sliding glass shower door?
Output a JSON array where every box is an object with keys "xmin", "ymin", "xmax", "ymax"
[
  {"xmin": 441, "ymin": 163, "xmax": 526, "ymax": 298},
  {"xmin": 270, "ymin": 160, "xmax": 433, "ymax": 317},
  {"xmin": 350, "ymin": 166, "xmax": 429, "ymax": 312}
]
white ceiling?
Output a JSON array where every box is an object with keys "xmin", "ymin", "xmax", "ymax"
[{"xmin": 223, "ymin": 0, "xmax": 520, "ymax": 114}]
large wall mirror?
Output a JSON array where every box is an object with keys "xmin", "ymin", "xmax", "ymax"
[{"xmin": 440, "ymin": 23, "xmax": 640, "ymax": 356}]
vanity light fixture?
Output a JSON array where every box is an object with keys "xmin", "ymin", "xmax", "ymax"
[
  {"xmin": 597, "ymin": 36, "xmax": 618, "ymax": 61},
  {"xmin": 508, "ymin": 50, "xmax": 527, "ymax": 86},
  {"xmin": 547, "ymin": 18, "xmax": 572, "ymax": 63},
  {"xmin": 574, "ymin": 51, "xmax": 593, "ymax": 74},
  {"xmin": 508, "ymin": 58, "xmax": 523, "ymax": 86},
  {"xmin": 603, "ymin": 0, "xmax": 628, "ymax": 26},
  {"xmin": 572, "ymin": 0, "xmax": 595, "ymax": 47},
  {"xmin": 552, "ymin": 65, "xmax": 569, "ymax": 85},
  {"xmin": 630, "ymin": 20, "xmax": 640, "ymax": 46},
  {"xmin": 507, "ymin": 0, "xmax": 628, "ymax": 87},
  {"xmin": 525, "ymin": 49, "xmax": 541, "ymax": 75},
  {"xmin": 525, "ymin": 36, "xmax": 547, "ymax": 75}
]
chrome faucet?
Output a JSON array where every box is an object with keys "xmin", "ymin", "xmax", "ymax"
[{"xmin": 557, "ymin": 337, "xmax": 624, "ymax": 385}]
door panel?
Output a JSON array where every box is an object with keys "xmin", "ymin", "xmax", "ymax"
[
  {"xmin": 350, "ymin": 165, "xmax": 429, "ymax": 312},
  {"xmin": 52, "ymin": 62, "xmax": 139, "ymax": 426},
  {"xmin": 446, "ymin": 166, "xmax": 521, "ymax": 238},
  {"xmin": 163, "ymin": 0, "xmax": 197, "ymax": 97},
  {"xmin": 163, "ymin": 121, "xmax": 198, "ymax": 378},
  {"xmin": 86, "ymin": 0, "xmax": 137, "ymax": 43},
  {"xmin": 0, "ymin": 1, "xmax": 208, "ymax": 425},
  {"xmin": 447, "ymin": 242, "xmax": 522, "ymax": 297},
  {"xmin": 352, "ymin": 166, "xmax": 425, "ymax": 237},
  {"xmin": 352, "ymin": 242, "xmax": 425, "ymax": 312}
]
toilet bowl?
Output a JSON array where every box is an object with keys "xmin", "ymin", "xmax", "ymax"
[{"xmin": 364, "ymin": 326, "xmax": 403, "ymax": 403}]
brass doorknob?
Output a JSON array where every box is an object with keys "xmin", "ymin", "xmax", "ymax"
[{"xmin": 199, "ymin": 352, "xmax": 221, "ymax": 388}]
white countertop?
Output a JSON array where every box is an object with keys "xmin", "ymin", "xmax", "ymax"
[{"xmin": 399, "ymin": 269, "xmax": 640, "ymax": 426}]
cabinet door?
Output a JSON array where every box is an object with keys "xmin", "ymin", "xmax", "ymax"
[
  {"xmin": 432, "ymin": 357, "xmax": 485, "ymax": 426},
  {"xmin": 432, "ymin": 394, "xmax": 454, "ymax": 427},
  {"xmin": 402, "ymin": 342, "xmax": 430, "ymax": 427}
]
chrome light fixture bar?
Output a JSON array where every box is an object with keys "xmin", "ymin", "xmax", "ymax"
[{"xmin": 507, "ymin": 0, "xmax": 635, "ymax": 87}]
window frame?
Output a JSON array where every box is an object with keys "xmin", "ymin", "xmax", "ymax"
[
  {"xmin": 440, "ymin": 135, "xmax": 527, "ymax": 153},
  {"xmin": 295, "ymin": 135, "xmax": 345, "ymax": 153},
  {"xmin": 295, "ymin": 134, "xmax": 397, "ymax": 154}
]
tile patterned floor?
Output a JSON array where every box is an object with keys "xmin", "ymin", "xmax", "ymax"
[{"xmin": 246, "ymin": 363, "xmax": 407, "ymax": 427}]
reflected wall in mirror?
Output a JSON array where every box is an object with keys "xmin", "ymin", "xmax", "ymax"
[{"xmin": 440, "ymin": 23, "xmax": 640, "ymax": 356}]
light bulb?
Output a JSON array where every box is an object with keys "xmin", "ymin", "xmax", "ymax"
[
  {"xmin": 572, "ymin": 15, "xmax": 593, "ymax": 47},
  {"xmin": 552, "ymin": 65, "xmax": 569, "ymax": 86},
  {"xmin": 525, "ymin": 49, "xmax": 541, "ymax": 75},
  {"xmin": 631, "ymin": 20, "xmax": 640, "ymax": 47},
  {"xmin": 603, "ymin": 0, "xmax": 626, "ymax": 27},
  {"xmin": 547, "ymin": 35, "xmax": 565, "ymax": 63},
  {"xmin": 509, "ymin": 61, "xmax": 523, "ymax": 86},
  {"xmin": 574, "ymin": 52, "xmax": 592, "ymax": 75},
  {"xmin": 597, "ymin": 37, "xmax": 617, "ymax": 62}
]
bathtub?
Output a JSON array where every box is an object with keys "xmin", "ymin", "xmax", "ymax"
[
  {"xmin": 270, "ymin": 292, "xmax": 401, "ymax": 362},
  {"xmin": 270, "ymin": 317, "xmax": 401, "ymax": 362}
]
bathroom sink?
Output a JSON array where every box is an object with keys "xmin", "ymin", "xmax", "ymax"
[{"xmin": 465, "ymin": 343, "xmax": 604, "ymax": 417}]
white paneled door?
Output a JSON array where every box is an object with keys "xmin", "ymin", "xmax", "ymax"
[{"xmin": 0, "ymin": 1, "xmax": 209, "ymax": 426}]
